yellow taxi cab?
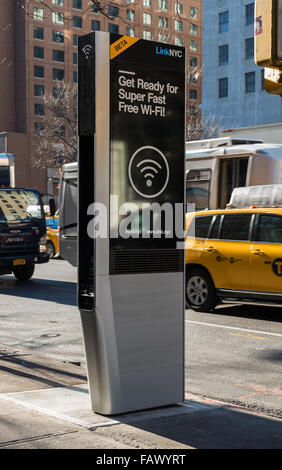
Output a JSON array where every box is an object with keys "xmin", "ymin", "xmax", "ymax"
[
  {"xmin": 46, "ymin": 226, "xmax": 59, "ymax": 259},
  {"xmin": 185, "ymin": 207, "xmax": 282, "ymax": 311}
]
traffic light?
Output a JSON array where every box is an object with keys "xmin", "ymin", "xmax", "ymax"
[{"xmin": 255, "ymin": 0, "xmax": 282, "ymax": 68}]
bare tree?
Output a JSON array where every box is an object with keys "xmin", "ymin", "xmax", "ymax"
[{"xmin": 32, "ymin": 81, "xmax": 77, "ymax": 168}]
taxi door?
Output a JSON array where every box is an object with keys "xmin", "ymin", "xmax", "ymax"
[{"xmin": 250, "ymin": 213, "xmax": 282, "ymax": 293}]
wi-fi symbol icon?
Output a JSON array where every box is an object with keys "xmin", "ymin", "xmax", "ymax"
[
  {"xmin": 137, "ymin": 159, "xmax": 162, "ymax": 187},
  {"xmin": 82, "ymin": 44, "xmax": 93, "ymax": 59}
]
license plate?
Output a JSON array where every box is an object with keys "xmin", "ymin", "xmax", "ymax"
[{"xmin": 13, "ymin": 259, "xmax": 26, "ymax": 266}]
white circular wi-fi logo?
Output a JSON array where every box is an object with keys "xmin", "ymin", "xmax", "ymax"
[{"xmin": 128, "ymin": 146, "xmax": 169, "ymax": 199}]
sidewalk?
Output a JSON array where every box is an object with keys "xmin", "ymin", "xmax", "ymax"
[{"xmin": 0, "ymin": 344, "xmax": 281, "ymax": 450}]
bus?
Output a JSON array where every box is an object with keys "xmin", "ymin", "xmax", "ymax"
[
  {"xmin": 0, "ymin": 153, "xmax": 15, "ymax": 187},
  {"xmin": 185, "ymin": 137, "xmax": 282, "ymax": 210},
  {"xmin": 58, "ymin": 162, "xmax": 78, "ymax": 267}
]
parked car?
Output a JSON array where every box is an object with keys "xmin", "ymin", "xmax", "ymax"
[
  {"xmin": 46, "ymin": 226, "xmax": 59, "ymax": 259},
  {"xmin": 185, "ymin": 206, "xmax": 282, "ymax": 311}
]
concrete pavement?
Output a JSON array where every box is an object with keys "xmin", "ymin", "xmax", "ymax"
[{"xmin": 0, "ymin": 344, "xmax": 281, "ymax": 450}]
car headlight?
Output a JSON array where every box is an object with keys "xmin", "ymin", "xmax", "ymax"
[{"xmin": 39, "ymin": 235, "xmax": 47, "ymax": 253}]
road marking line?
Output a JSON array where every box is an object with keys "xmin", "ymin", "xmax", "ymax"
[{"xmin": 186, "ymin": 320, "xmax": 282, "ymax": 338}]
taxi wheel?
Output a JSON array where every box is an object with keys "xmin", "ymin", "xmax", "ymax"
[
  {"xmin": 13, "ymin": 264, "xmax": 35, "ymax": 281},
  {"xmin": 46, "ymin": 240, "xmax": 55, "ymax": 259},
  {"xmin": 186, "ymin": 269, "xmax": 218, "ymax": 312}
]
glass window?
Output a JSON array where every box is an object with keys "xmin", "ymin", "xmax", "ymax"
[
  {"xmin": 190, "ymin": 6, "xmax": 198, "ymax": 18},
  {"xmin": 53, "ymin": 30, "xmax": 64, "ymax": 43},
  {"xmin": 190, "ymin": 39, "xmax": 197, "ymax": 51},
  {"xmin": 218, "ymin": 77, "xmax": 228, "ymax": 98},
  {"xmin": 53, "ymin": 49, "xmax": 65, "ymax": 62},
  {"xmin": 210, "ymin": 216, "xmax": 220, "ymax": 239},
  {"xmin": 109, "ymin": 5, "xmax": 119, "ymax": 18},
  {"xmin": 34, "ymin": 7, "xmax": 44, "ymax": 21},
  {"xmin": 189, "ymin": 89, "xmax": 197, "ymax": 100},
  {"xmin": 34, "ymin": 84, "xmax": 44, "ymax": 97},
  {"xmin": 186, "ymin": 169, "xmax": 211, "ymax": 210},
  {"xmin": 52, "ymin": 12, "xmax": 64, "ymax": 25},
  {"xmin": 73, "ymin": 16, "xmax": 82, "ymax": 28},
  {"xmin": 92, "ymin": 20, "xmax": 100, "ymax": 31},
  {"xmin": 175, "ymin": 20, "xmax": 183, "ymax": 32},
  {"xmin": 143, "ymin": 30, "xmax": 151, "ymax": 40},
  {"xmin": 175, "ymin": 3, "xmax": 183, "ymax": 14},
  {"xmin": 34, "ymin": 65, "xmax": 44, "ymax": 78},
  {"xmin": 143, "ymin": 13, "xmax": 151, "ymax": 25},
  {"xmin": 126, "ymin": 27, "xmax": 135, "ymax": 37},
  {"xmin": 126, "ymin": 10, "xmax": 135, "ymax": 21},
  {"xmin": 53, "ymin": 87, "xmax": 65, "ymax": 99},
  {"xmin": 219, "ymin": 44, "xmax": 229, "ymax": 65},
  {"xmin": 73, "ymin": 0, "xmax": 82, "ymax": 9},
  {"xmin": 190, "ymin": 56, "xmax": 197, "ymax": 67},
  {"xmin": 73, "ymin": 52, "xmax": 77, "ymax": 65},
  {"xmin": 73, "ymin": 34, "xmax": 78, "ymax": 46},
  {"xmin": 158, "ymin": 33, "xmax": 168, "ymax": 43},
  {"xmin": 34, "ymin": 122, "xmax": 45, "ymax": 135},
  {"xmin": 34, "ymin": 26, "xmax": 44, "ymax": 40},
  {"xmin": 246, "ymin": 3, "xmax": 254, "ymax": 25},
  {"xmin": 220, "ymin": 214, "xmax": 251, "ymax": 240},
  {"xmin": 143, "ymin": 0, "xmax": 151, "ymax": 6},
  {"xmin": 91, "ymin": 4, "xmax": 100, "ymax": 13},
  {"xmin": 52, "ymin": 0, "xmax": 64, "ymax": 5},
  {"xmin": 219, "ymin": 11, "xmax": 229, "ymax": 33},
  {"xmin": 190, "ymin": 23, "xmax": 198, "ymax": 35},
  {"xmin": 245, "ymin": 71, "xmax": 255, "ymax": 93},
  {"xmin": 53, "ymin": 68, "xmax": 65, "ymax": 81},
  {"xmin": 193, "ymin": 216, "xmax": 213, "ymax": 238},
  {"xmin": 189, "ymin": 71, "xmax": 198, "ymax": 83},
  {"xmin": 159, "ymin": 0, "xmax": 168, "ymax": 11},
  {"xmin": 158, "ymin": 16, "xmax": 168, "ymax": 28},
  {"xmin": 245, "ymin": 37, "xmax": 254, "ymax": 59},
  {"xmin": 34, "ymin": 46, "xmax": 44, "ymax": 59},
  {"xmin": 34, "ymin": 103, "xmax": 44, "ymax": 116},
  {"xmin": 108, "ymin": 23, "xmax": 119, "ymax": 34},
  {"xmin": 257, "ymin": 215, "xmax": 282, "ymax": 243},
  {"xmin": 175, "ymin": 37, "xmax": 183, "ymax": 46}
]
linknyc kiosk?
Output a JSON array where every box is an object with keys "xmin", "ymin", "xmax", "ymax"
[{"xmin": 78, "ymin": 32, "xmax": 185, "ymax": 415}]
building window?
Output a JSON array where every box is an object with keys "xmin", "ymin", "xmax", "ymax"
[
  {"xmin": 158, "ymin": 33, "xmax": 168, "ymax": 43},
  {"xmin": 34, "ymin": 122, "xmax": 45, "ymax": 135},
  {"xmin": 52, "ymin": 12, "xmax": 64, "ymax": 25},
  {"xmin": 190, "ymin": 23, "xmax": 198, "ymax": 35},
  {"xmin": 190, "ymin": 6, "xmax": 198, "ymax": 18},
  {"xmin": 34, "ymin": 103, "xmax": 45, "ymax": 116},
  {"xmin": 73, "ymin": 71, "xmax": 78, "ymax": 83},
  {"xmin": 126, "ymin": 27, "xmax": 135, "ymax": 37},
  {"xmin": 91, "ymin": 4, "xmax": 100, "ymax": 14},
  {"xmin": 245, "ymin": 37, "xmax": 254, "ymax": 60},
  {"xmin": 190, "ymin": 56, "xmax": 197, "ymax": 67},
  {"xmin": 189, "ymin": 89, "xmax": 197, "ymax": 100},
  {"xmin": 159, "ymin": 0, "xmax": 168, "ymax": 11},
  {"xmin": 34, "ymin": 26, "xmax": 44, "ymax": 40},
  {"xmin": 53, "ymin": 87, "xmax": 65, "ymax": 99},
  {"xmin": 175, "ymin": 3, "xmax": 183, "ymax": 14},
  {"xmin": 73, "ymin": 16, "xmax": 82, "ymax": 28},
  {"xmin": 34, "ymin": 46, "xmax": 44, "ymax": 59},
  {"xmin": 34, "ymin": 65, "xmax": 44, "ymax": 78},
  {"xmin": 143, "ymin": 30, "xmax": 151, "ymax": 40},
  {"xmin": 109, "ymin": 5, "xmax": 119, "ymax": 18},
  {"xmin": 53, "ymin": 68, "xmax": 65, "ymax": 81},
  {"xmin": 246, "ymin": 3, "xmax": 255, "ymax": 25},
  {"xmin": 108, "ymin": 24, "xmax": 119, "ymax": 34},
  {"xmin": 143, "ymin": 0, "xmax": 151, "ymax": 7},
  {"xmin": 158, "ymin": 16, "xmax": 168, "ymax": 29},
  {"xmin": 261, "ymin": 69, "xmax": 265, "ymax": 90},
  {"xmin": 126, "ymin": 10, "xmax": 135, "ymax": 21},
  {"xmin": 189, "ymin": 105, "xmax": 197, "ymax": 116},
  {"xmin": 175, "ymin": 20, "xmax": 183, "ymax": 32},
  {"xmin": 143, "ymin": 13, "xmax": 151, "ymax": 25},
  {"xmin": 127, "ymin": 0, "xmax": 135, "ymax": 3},
  {"xmin": 219, "ymin": 44, "xmax": 229, "ymax": 66},
  {"xmin": 92, "ymin": 20, "xmax": 100, "ymax": 31},
  {"xmin": 34, "ymin": 7, "xmax": 44, "ymax": 21},
  {"xmin": 73, "ymin": 0, "xmax": 82, "ymax": 9},
  {"xmin": 52, "ymin": 0, "xmax": 64, "ymax": 5},
  {"xmin": 218, "ymin": 77, "xmax": 228, "ymax": 98},
  {"xmin": 52, "ymin": 30, "xmax": 64, "ymax": 43},
  {"xmin": 190, "ymin": 39, "xmax": 197, "ymax": 51},
  {"xmin": 219, "ymin": 11, "xmax": 229, "ymax": 33},
  {"xmin": 73, "ymin": 52, "xmax": 77, "ymax": 65},
  {"xmin": 189, "ymin": 71, "xmax": 198, "ymax": 84},
  {"xmin": 245, "ymin": 71, "xmax": 255, "ymax": 93},
  {"xmin": 175, "ymin": 37, "xmax": 183, "ymax": 46},
  {"xmin": 53, "ymin": 49, "xmax": 65, "ymax": 62},
  {"xmin": 34, "ymin": 84, "xmax": 45, "ymax": 97},
  {"xmin": 73, "ymin": 34, "xmax": 78, "ymax": 46}
]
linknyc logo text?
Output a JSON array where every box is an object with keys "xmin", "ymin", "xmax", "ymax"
[{"xmin": 155, "ymin": 46, "xmax": 183, "ymax": 58}]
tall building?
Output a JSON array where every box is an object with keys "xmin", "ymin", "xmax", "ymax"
[
  {"xmin": 0, "ymin": 0, "xmax": 202, "ymax": 195},
  {"xmin": 202, "ymin": 0, "xmax": 282, "ymax": 133}
]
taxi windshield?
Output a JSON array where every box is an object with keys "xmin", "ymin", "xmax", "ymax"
[{"xmin": 0, "ymin": 189, "xmax": 44, "ymax": 225}]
